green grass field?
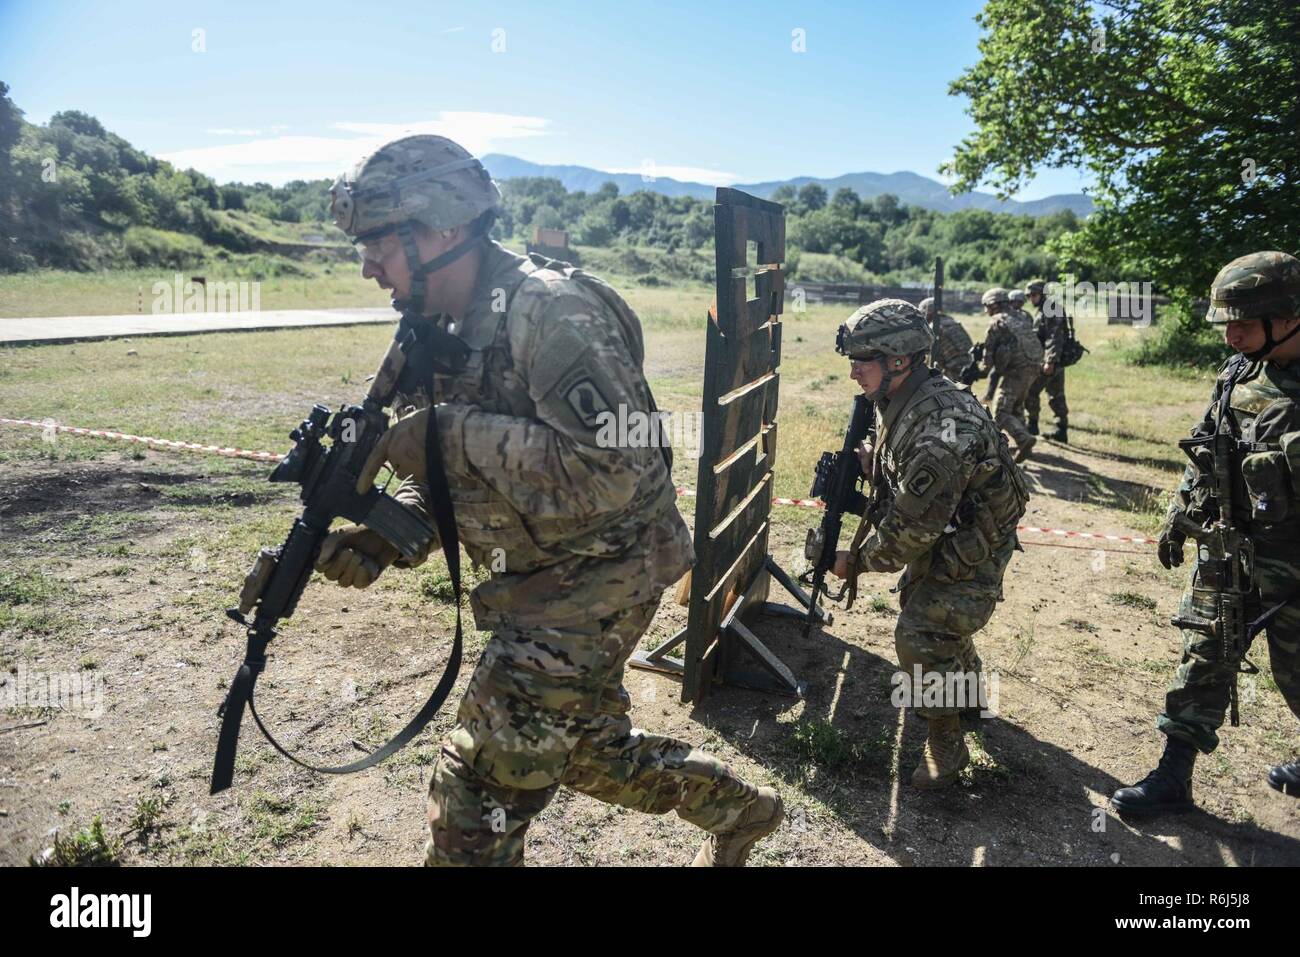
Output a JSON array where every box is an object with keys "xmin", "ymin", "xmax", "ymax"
[{"xmin": 0, "ymin": 273, "xmax": 1211, "ymax": 516}]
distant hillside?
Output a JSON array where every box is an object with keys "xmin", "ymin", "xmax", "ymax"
[{"xmin": 481, "ymin": 154, "xmax": 1093, "ymax": 217}]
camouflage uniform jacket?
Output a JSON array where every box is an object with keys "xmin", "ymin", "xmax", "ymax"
[
  {"xmin": 932, "ymin": 313, "xmax": 974, "ymax": 379},
  {"xmin": 392, "ymin": 241, "xmax": 693, "ymax": 630},
  {"xmin": 1032, "ymin": 301, "xmax": 1069, "ymax": 365},
  {"xmin": 1166, "ymin": 354, "xmax": 1300, "ymax": 560},
  {"xmin": 855, "ymin": 368, "xmax": 1029, "ymax": 576},
  {"xmin": 983, "ymin": 308, "xmax": 1043, "ymax": 375}
]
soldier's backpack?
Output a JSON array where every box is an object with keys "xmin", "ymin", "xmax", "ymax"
[{"xmin": 1060, "ymin": 314, "xmax": 1089, "ymax": 367}]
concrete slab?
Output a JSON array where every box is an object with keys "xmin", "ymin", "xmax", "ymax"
[{"xmin": 0, "ymin": 307, "xmax": 396, "ymax": 346}]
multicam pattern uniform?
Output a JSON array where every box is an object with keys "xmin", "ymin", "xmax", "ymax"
[
  {"xmin": 1157, "ymin": 355, "xmax": 1300, "ymax": 752},
  {"xmin": 931, "ymin": 313, "xmax": 974, "ymax": 382},
  {"xmin": 982, "ymin": 308, "xmax": 1044, "ymax": 449},
  {"xmin": 852, "ymin": 368, "xmax": 1029, "ymax": 716},
  {"xmin": 1026, "ymin": 300, "xmax": 1069, "ymax": 427},
  {"xmin": 395, "ymin": 241, "xmax": 761, "ymax": 865}
]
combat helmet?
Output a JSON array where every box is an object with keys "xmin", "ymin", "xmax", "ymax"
[
  {"xmin": 330, "ymin": 134, "xmax": 502, "ymax": 315},
  {"xmin": 1205, "ymin": 251, "xmax": 1300, "ymax": 359},
  {"xmin": 1009, "ymin": 289, "xmax": 1026, "ymax": 306},
  {"xmin": 981, "ymin": 287, "xmax": 1010, "ymax": 308},
  {"xmin": 1025, "ymin": 279, "xmax": 1046, "ymax": 296},
  {"xmin": 918, "ymin": 296, "xmax": 936, "ymax": 318},
  {"xmin": 837, "ymin": 299, "xmax": 934, "ymax": 400}
]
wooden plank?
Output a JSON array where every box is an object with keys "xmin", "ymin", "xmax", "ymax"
[
  {"xmin": 713, "ymin": 319, "xmax": 778, "ymax": 396},
  {"xmin": 707, "ymin": 376, "xmax": 774, "ymax": 465}
]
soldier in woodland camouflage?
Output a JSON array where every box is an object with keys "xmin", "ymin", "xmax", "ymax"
[
  {"xmin": 980, "ymin": 286, "xmax": 1042, "ymax": 462},
  {"xmin": 1023, "ymin": 279, "xmax": 1070, "ymax": 442},
  {"xmin": 830, "ymin": 300, "xmax": 1030, "ymax": 788},
  {"xmin": 919, "ymin": 296, "xmax": 973, "ymax": 382},
  {"xmin": 318, "ymin": 135, "xmax": 782, "ymax": 865},
  {"xmin": 1112, "ymin": 252, "xmax": 1300, "ymax": 815}
]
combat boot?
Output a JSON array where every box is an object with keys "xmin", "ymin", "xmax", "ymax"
[
  {"xmin": 1051, "ymin": 418, "xmax": 1068, "ymax": 444},
  {"xmin": 691, "ymin": 787, "xmax": 784, "ymax": 866},
  {"xmin": 1110, "ymin": 736, "xmax": 1197, "ymax": 817},
  {"xmin": 1267, "ymin": 758, "xmax": 1300, "ymax": 797},
  {"xmin": 911, "ymin": 715, "xmax": 970, "ymax": 789},
  {"xmin": 1027, "ymin": 417, "xmax": 1039, "ymax": 436},
  {"xmin": 1014, "ymin": 435, "xmax": 1036, "ymax": 463}
]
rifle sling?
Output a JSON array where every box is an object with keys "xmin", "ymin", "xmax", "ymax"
[{"xmin": 211, "ymin": 404, "xmax": 463, "ymax": 793}]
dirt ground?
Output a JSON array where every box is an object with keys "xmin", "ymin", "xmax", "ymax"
[{"xmin": 1, "ymin": 421, "xmax": 1297, "ymax": 867}]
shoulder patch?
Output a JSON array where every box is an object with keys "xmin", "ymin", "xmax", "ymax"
[
  {"xmin": 908, "ymin": 464, "xmax": 939, "ymax": 497},
  {"xmin": 564, "ymin": 376, "xmax": 613, "ymax": 428}
]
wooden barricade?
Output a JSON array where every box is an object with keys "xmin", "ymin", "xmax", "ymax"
[{"xmin": 629, "ymin": 188, "xmax": 822, "ymax": 703}]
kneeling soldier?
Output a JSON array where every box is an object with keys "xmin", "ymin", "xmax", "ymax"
[{"xmin": 830, "ymin": 300, "xmax": 1030, "ymax": 787}]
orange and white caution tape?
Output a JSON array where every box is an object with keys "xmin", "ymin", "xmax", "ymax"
[
  {"xmin": 0, "ymin": 415, "xmax": 1155, "ymax": 549},
  {"xmin": 0, "ymin": 416, "xmax": 282, "ymax": 463}
]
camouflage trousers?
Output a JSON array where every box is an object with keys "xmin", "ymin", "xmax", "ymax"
[
  {"xmin": 1025, "ymin": 367, "xmax": 1068, "ymax": 424},
  {"xmin": 425, "ymin": 600, "xmax": 761, "ymax": 866},
  {"xmin": 893, "ymin": 535, "xmax": 1017, "ymax": 719},
  {"xmin": 991, "ymin": 368, "xmax": 1038, "ymax": 450},
  {"xmin": 1157, "ymin": 553, "xmax": 1300, "ymax": 753}
]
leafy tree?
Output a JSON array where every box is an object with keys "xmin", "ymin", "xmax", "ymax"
[
  {"xmin": 944, "ymin": 0, "xmax": 1300, "ymax": 350},
  {"xmin": 797, "ymin": 182, "xmax": 828, "ymax": 211}
]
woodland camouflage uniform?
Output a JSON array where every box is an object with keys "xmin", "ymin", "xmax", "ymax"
[
  {"xmin": 1025, "ymin": 280, "xmax": 1069, "ymax": 437},
  {"xmin": 1113, "ymin": 251, "xmax": 1300, "ymax": 815}
]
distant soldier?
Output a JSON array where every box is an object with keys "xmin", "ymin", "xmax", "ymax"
[
  {"xmin": 830, "ymin": 300, "xmax": 1030, "ymax": 788},
  {"xmin": 919, "ymin": 295, "xmax": 973, "ymax": 382},
  {"xmin": 1024, "ymin": 279, "xmax": 1070, "ymax": 442},
  {"xmin": 980, "ymin": 286, "xmax": 1043, "ymax": 462},
  {"xmin": 1007, "ymin": 289, "xmax": 1034, "ymax": 331},
  {"xmin": 1111, "ymin": 252, "xmax": 1300, "ymax": 817},
  {"xmin": 318, "ymin": 134, "xmax": 782, "ymax": 866}
]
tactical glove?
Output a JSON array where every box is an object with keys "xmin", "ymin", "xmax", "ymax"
[
  {"xmin": 315, "ymin": 524, "xmax": 401, "ymax": 589},
  {"xmin": 1157, "ymin": 523, "xmax": 1186, "ymax": 570}
]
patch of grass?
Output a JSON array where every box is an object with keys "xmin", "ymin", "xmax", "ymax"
[
  {"xmin": 34, "ymin": 816, "xmax": 122, "ymax": 866},
  {"xmin": 1063, "ymin": 618, "xmax": 1099, "ymax": 633},
  {"xmin": 246, "ymin": 791, "xmax": 323, "ymax": 848},
  {"xmin": 1009, "ymin": 626, "xmax": 1036, "ymax": 671},
  {"xmin": 1109, "ymin": 591, "xmax": 1157, "ymax": 611},
  {"xmin": 0, "ymin": 569, "xmax": 64, "ymax": 605},
  {"xmin": 787, "ymin": 718, "xmax": 885, "ymax": 774},
  {"xmin": 129, "ymin": 792, "xmax": 171, "ymax": 834}
]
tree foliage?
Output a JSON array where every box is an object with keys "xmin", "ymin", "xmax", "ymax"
[{"xmin": 944, "ymin": 0, "xmax": 1300, "ymax": 328}]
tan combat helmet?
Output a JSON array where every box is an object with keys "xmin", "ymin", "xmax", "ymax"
[
  {"xmin": 330, "ymin": 134, "xmax": 502, "ymax": 315},
  {"xmin": 1008, "ymin": 289, "xmax": 1026, "ymax": 307},
  {"xmin": 981, "ymin": 287, "xmax": 1010, "ymax": 309},
  {"xmin": 1205, "ymin": 251, "xmax": 1300, "ymax": 359},
  {"xmin": 917, "ymin": 296, "xmax": 937, "ymax": 319},
  {"xmin": 837, "ymin": 298, "xmax": 934, "ymax": 400}
]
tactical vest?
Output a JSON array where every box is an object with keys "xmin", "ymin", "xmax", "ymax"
[
  {"xmin": 412, "ymin": 248, "xmax": 678, "ymax": 572},
  {"xmin": 1199, "ymin": 357, "xmax": 1300, "ymax": 554},
  {"xmin": 990, "ymin": 313, "xmax": 1044, "ymax": 370},
  {"xmin": 884, "ymin": 372, "xmax": 1030, "ymax": 571}
]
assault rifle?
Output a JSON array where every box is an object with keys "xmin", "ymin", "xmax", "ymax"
[
  {"xmin": 210, "ymin": 317, "xmax": 468, "ymax": 793},
  {"xmin": 957, "ymin": 341, "xmax": 987, "ymax": 387},
  {"xmin": 1167, "ymin": 368, "xmax": 1258, "ymax": 726},
  {"xmin": 800, "ymin": 393, "xmax": 873, "ymax": 637}
]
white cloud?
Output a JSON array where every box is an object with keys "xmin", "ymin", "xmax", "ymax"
[
  {"xmin": 205, "ymin": 128, "xmax": 263, "ymax": 136},
  {"xmin": 602, "ymin": 163, "xmax": 737, "ymax": 186},
  {"xmin": 159, "ymin": 112, "xmax": 551, "ymax": 185}
]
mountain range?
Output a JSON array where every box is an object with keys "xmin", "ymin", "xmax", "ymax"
[{"xmin": 480, "ymin": 154, "xmax": 1093, "ymax": 218}]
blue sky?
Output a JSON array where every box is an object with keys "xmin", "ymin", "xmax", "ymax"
[{"xmin": 0, "ymin": 0, "xmax": 1093, "ymax": 199}]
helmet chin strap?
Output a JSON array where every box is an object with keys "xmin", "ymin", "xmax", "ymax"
[
  {"xmin": 1244, "ymin": 315, "xmax": 1300, "ymax": 360},
  {"xmin": 391, "ymin": 218, "xmax": 490, "ymax": 318},
  {"xmin": 865, "ymin": 355, "xmax": 910, "ymax": 402}
]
